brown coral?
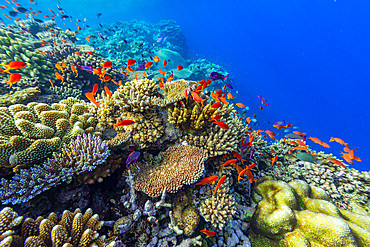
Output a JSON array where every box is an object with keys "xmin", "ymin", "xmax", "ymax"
[{"xmin": 133, "ymin": 145, "xmax": 208, "ymax": 197}]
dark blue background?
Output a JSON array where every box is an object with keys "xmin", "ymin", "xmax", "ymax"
[{"xmin": 13, "ymin": 0, "xmax": 370, "ymax": 170}]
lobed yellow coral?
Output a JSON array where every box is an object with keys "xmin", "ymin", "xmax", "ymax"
[
  {"xmin": 133, "ymin": 145, "xmax": 208, "ymax": 197},
  {"xmin": 0, "ymin": 98, "xmax": 101, "ymax": 169},
  {"xmin": 250, "ymin": 177, "xmax": 370, "ymax": 247}
]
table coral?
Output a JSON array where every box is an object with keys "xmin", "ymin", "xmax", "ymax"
[
  {"xmin": 0, "ymin": 134, "xmax": 110, "ymax": 204},
  {"xmin": 133, "ymin": 145, "xmax": 208, "ymax": 197},
  {"xmin": 250, "ymin": 177, "xmax": 370, "ymax": 246},
  {"xmin": 0, "ymin": 98, "xmax": 101, "ymax": 170}
]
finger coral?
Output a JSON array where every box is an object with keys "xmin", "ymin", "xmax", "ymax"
[
  {"xmin": 0, "ymin": 207, "xmax": 23, "ymax": 244},
  {"xmin": 250, "ymin": 177, "xmax": 370, "ymax": 246},
  {"xmin": 133, "ymin": 145, "xmax": 208, "ymax": 197},
  {"xmin": 199, "ymin": 187, "xmax": 236, "ymax": 230},
  {"xmin": 0, "ymin": 98, "xmax": 101, "ymax": 170},
  {"xmin": 0, "ymin": 134, "xmax": 110, "ymax": 204}
]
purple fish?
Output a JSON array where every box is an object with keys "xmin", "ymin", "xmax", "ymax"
[
  {"xmin": 208, "ymin": 71, "xmax": 227, "ymax": 81},
  {"xmin": 73, "ymin": 62, "xmax": 93, "ymax": 72},
  {"xmin": 98, "ymin": 32, "xmax": 104, "ymax": 41},
  {"xmin": 224, "ymin": 82, "xmax": 233, "ymax": 89},
  {"xmin": 156, "ymin": 37, "xmax": 163, "ymax": 43},
  {"xmin": 126, "ymin": 151, "xmax": 140, "ymax": 170},
  {"xmin": 20, "ymin": 27, "xmax": 31, "ymax": 33},
  {"xmin": 258, "ymin": 95, "xmax": 268, "ymax": 106},
  {"xmin": 137, "ymin": 61, "xmax": 146, "ymax": 70},
  {"xmin": 249, "ymin": 147, "xmax": 255, "ymax": 160}
]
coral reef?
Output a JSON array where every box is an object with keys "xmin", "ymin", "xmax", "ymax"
[
  {"xmin": 250, "ymin": 177, "xmax": 370, "ymax": 246},
  {"xmin": 0, "ymin": 134, "xmax": 110, "ymax": 204},
  {"xmin": 0, "ymin": 87, "xmax": 40, "ymax": 107},
  {"xmin": 172, "ymin": 194, "xmax": 200, "ymax": 237},
  {"xmin": 0, "ymin": 28, "xmax": 54, "ymax": 89},
  {"xmin": 1, "ymin": 207, "xmax": 107, "ymax": 247},
  {"xmin": 0, "ymin": 207, "xmax": 23, "ymax": 246},
  {"xmin": 133, "ymin": 145, "xmax": 208, "ymax": 197},
  {"xmin": 199, "ymin": 187, "xmax": 236, "ymax": 230},
  {"xmin": 0, "ymin": 98, "xmax": 101, "ymax": 169}
]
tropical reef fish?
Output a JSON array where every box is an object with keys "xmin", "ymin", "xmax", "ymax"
[
  {"xmin": 0, "ymin": 61, "xmax": 27, "ymax": 73},
  {"xmin": 177, "ymin": 64, "xmax": 183, "ymax": 71},
  {"xmin": 285, "ymin": 133, "xmax": 305, "ymax": 140},
  {"xmin": 258, "ymin": 95, "xmax": 268, "ymax": 106},
  {"xmin": 113, "ymin": 120, "xmax": 135, "ymax": 128},
  {"xmin": 195, "ymin": 176, "xmax": 218, "ymax": 185},
  {"xmin": 296, "ymin": 152, "xmax": 316, "ymax": 164},
  {"xmin": 221, "ymin": 159, "xmax": 238, "ymax": 168},
  {"xmin": 213, "ymin": 121, "xmax": 229, "ymax": 130},
  {"xmin": 3, "ymin": 73, "xmax": 21, "ymax": 88},
  {"xmin": 208, "ymin": 71, "xmax": 227, "ymax": 81},
  {"xmin": 212, "ymin": 175, "xmax": 226, "ymax": 195},
  {"xmin": 126, "ymin": 151, "xmax": 140, "ymax": 170},
  {"xmin": 85, "ymin": 92, "xmax": 99, "ymax": 108},
  {"xmin": 200, "ymin": 228, "xmax": 215, "ymax": 238},
  {"xmin": 330, "ymin": 137, "xmax": 348, "ymax": 146}
]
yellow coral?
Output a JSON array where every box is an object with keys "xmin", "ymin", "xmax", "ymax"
[{"xmin": 250, "ymin": 177, "xmax": 370, "ymax": 247}]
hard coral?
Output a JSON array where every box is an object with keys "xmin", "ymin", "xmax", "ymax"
[
  {"xmin": 0, "ymin": 134, "xmax": 110, "ymax": 204},
  {"xmin": 172, "ymin": 194, "xmax": 200, "ymax": 237},
  {"xmin": 0, "ymin": 207, "xmax": 23, "ymax": 244},
  {"xmin": 133, "ymin": 145, "xmax": 208, "ymax": 197},
  {"xmin": 199, "ymin": 187, "xmax": 236, "ymax": 230},
  {"xmin": 0, "ymin": 98, "xmax": 101, "ymax": 170},
  {"xmin": 250, "ymin": 177, "xmax": 370, "ymax": 246}
]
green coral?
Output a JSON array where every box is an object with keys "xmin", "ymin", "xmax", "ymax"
[
  {"xmin": 0, "ymin": 98, "xmax": 101, "ymax": 171},
  {"xmin": 0, "ymin": 87, "xmax": 41, "ymax": 107},
  {"xmin": 250, "ymin": 177, "xmax": 370, "ymax": 247},
  {"xmin": 0, "ymin": 28, "xmax": 54, "ymax": 89}
]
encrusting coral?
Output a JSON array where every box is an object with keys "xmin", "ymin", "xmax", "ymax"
[
  {"xmin": 172, "ymin": 194, "xmax": 200, "ymax": 237},
  {"xmin": 0, "ymin": 207, "xmax": 106, "ymax": 247},
  {"xmin": 0, "ymin": 134, "xmax": 110, "ymax": 205},
  {"xmin": 199, "ymin": 187, "xmax": 236, "ymax": 230},
  {"xmin": 133, "ymin": 145, "xmax": 208, "ymax": 197},
  {"xmin": 249, "ymin": 177, "xmax": 370, "ymax": 247},
  {"xmin": 0, "ymin": 98, "xmax": 101, "ymax": 170}
]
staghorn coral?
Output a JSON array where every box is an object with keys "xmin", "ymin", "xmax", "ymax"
[
  {"xmin": 0, "ymin": 98, "xmax": 101, "ymax": 169},
  {"xmin": 0, "ymin": 134, "xmax": 109, "ymax": 204},
  {"xmin": 2, "ymin": 208, "xmax": 106, "ymax": 247},
  {"xmin": 172, "ymin": 194, "xmax": 200, "ymax": 237},
  {"xmin": 199, "ymin": 187, "xmax": 236, "ymax": 230},
  {"xmin": 181, "ymin": 115, "xmax": 247, "ymax": 157},
  {"xmin": 250, "ymin": 177, "xmax": 370, "ymax": 247},
  {"xmin": 133, "ymin": 145, "xmax": 207, "ymax": 197},
  {"xmin": 0, "ymin": 28, "xmax": 54, "ymax": 89}
]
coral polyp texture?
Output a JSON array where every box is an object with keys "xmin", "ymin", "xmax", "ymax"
[
  {"xmin": 0, "ymin": 207, "xmax": 106, "ymax": 247},
  {"xmin": 250, "ymin": 177, "xmax": 370, "ymax": 246},
  {"xmin": 133, "ymin": 145, "xmax": 208, "ymax": 197},
  {"xmin": 0, "ymin": 134, "xmax": 110, "ymax": 205},
  {"xmin": 0, "ymin": 207, "xmax": 23, "ymax": 243},
  {"xmin": 0, "ymin": 98, "xmax": 101, "ymax": 171}
]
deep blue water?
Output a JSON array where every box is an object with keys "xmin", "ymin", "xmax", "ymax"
[{"xmin": 5, "ymin": 0, "xmax": 370, "ymax": 171}]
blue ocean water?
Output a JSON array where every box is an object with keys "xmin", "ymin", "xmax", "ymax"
[{"xmin": 4, "ymin": 0, "xmax": 369, "ymax": 170}]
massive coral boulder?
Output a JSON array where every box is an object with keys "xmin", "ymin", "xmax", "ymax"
[{"xmin": 250, "ymin": 177, "xmax": 370, "ymax": 247}]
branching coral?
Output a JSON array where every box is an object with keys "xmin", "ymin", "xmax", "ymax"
[
  {"xmin": 0, "ymin": 134, "xmax": 110, "ymax": 204},
  {"xmin": 199, "ymin": 187, "xmax": 236, "ymax": 230},
  {"xmin": 0, "ymin": 98, "xmax": 101, "ymax": 170},
  {"xmin": 133, "ymin": 145, "xmax": 208, "ymax": 197},
  {"xmin": 1, "ymin": 208, "xmax": 106, "ymax": 247}
]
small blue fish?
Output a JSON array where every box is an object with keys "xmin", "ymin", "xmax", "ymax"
[
  {"xmin": 224, "ymin": 82, "xmax": 233, "ymax": 89},
  {"xmin": 126, "ymin": 151, "xmax": 140, "ymax": 170},
  {"xmin": 137, "ymin": 61, "xmax": 146, "ymax": 70}
]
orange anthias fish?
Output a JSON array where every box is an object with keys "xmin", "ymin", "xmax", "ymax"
[
  {"xmin": 163, "ymin": 60, "xmax": 167, "ymax": 67},
  {"xmin": 3, "ymin": 73, "xmax": 21, "ymax": 88},
  {"xmin": 211, "ymin": 102, "xmax": 222, "ymax": 109},
  {"xmin": 221, "ymin": 159, "xmax": 238, "ymax": 168},
  {"xmin": 200, "ymin": 228, "xmax": 215, "ymax": 238},
  {"xmin": 103, "ymin": 61, "xmax": 112, "ymax": 68},
  {"xmin": 236, "ymin": 102, "xmax": 246, "ymax": 108},
  {"xmin": 55, "ymin": 71, "xmax": 63, "ymax": 83},
  {"xmin": 127, "ymin": 59, "xmax": 136, "ymax": 67},
  {"xmin": 61, "ymin": 61, "xmax": 68, "ymax": 69},
  {"xmin": 145, "ymin": 62, "xmax": 153, "ymax": 68},
  {"xmin": 92, "ymin": 84, "xmax": 98, "ymax": 95},
  {"xmin": 104, "ymin": 86, "xmax": 112, "ymax": 98},
  {"xmin": 177, "ymin": 64, "xmax": 183, "ymax": 71},
  {"xmin": 209, "ymin": 114, "xmax": 221, "ymax": 122},
  {"xmin": 214, "ymin": 121, "xmax": 229, "ymax": 130},
  {"xmin": 166, "ymin": 74, "xmax": 173, "ymax": 82},
  {"xmin": 195, "ymin": 176, "xmax": 219, "ymax": 185},
  {"xmin": 227, "ymin": 92, "xmax": 233, "ymax": 99},
  {"xmin": 113, "ymin": 120, "xmax": 135, "ymax": 128},
  {"xmin": 0, "ymin": 61, "xmax": 27, "ymax": 73},
  {"xmin": 152, "ymin": 56, "xmax": 160, "ymax": 62},
  {"xmin": 327, "ymin": 158, "xmax": 346, "ymax": 168},
  {"xmin": 212, "ymin": 175, "xmax": 226, "ymax": 195},
  {"xmin": 232, "ymin": 151, "xmax": 246, "ymax": 164},
  {"xmin": 265, "ymin": 130, "xmax": 277, "ymax": 141},
  {"xmin": 142, "ymin": 71, "xmax": 148, "ymax": 77},
  {"xmin": 273, "ymin": 124, "xmax": 285, "ymax": 129},
  {"xmin": 55, "ymin": 63, "xmax": 63, "ymax": 73},
  {"xmin": 49, "ymin": 79, "xmax": 54, "ymax": 87},
  {"xmin": 70, "ymin": 64, "xmax": 78, "ymax": 77},
  {"xmin": 158, "ymin": 68, "xmax": 166, "ymax": 75},
  {"xmin": 271, "ymin": 156, "xmax": 278, "ymax": 166},
  {"xmin": 85, "ymin": 92, "xmax": 99, "ymax": 108},
  {"xmin": 329, "ymin": 137, "xmax": 348, "ymax": 146},
  {"xmin": 191, "ymin": 92, "xmax": 206, "ymax": 106}
]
